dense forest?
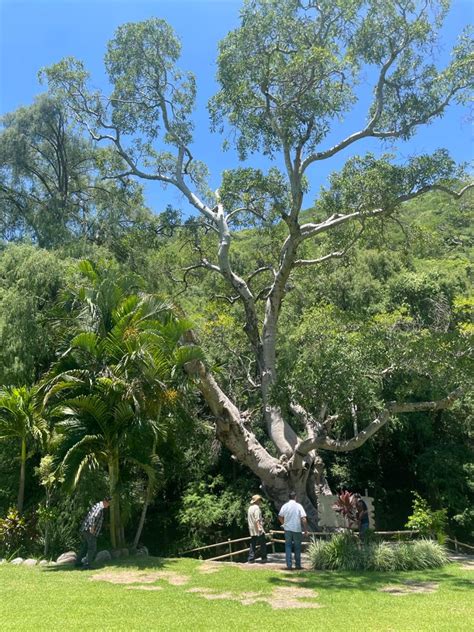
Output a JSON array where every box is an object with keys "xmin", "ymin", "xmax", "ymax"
[{"xmin": 0, "ymin": 0, "xmax": 472, "ymax": 557}]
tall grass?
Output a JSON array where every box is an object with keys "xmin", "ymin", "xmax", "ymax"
[{"xmin": 308, "ymin": 533, "xmax": 448, "ymax": 571}]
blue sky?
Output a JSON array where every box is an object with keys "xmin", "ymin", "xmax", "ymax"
[{"xmin": 0, "ymin": 0, "xmax": 472, "ymax": 214}]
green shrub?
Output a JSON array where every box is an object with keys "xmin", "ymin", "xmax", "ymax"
[
  {"xmin": 405, "ymin": 492, "xmax": 448, "ymax": 543},
  {"xmin": 371, "ymin": 542, "xmax": 397, "ymax": 572},
  {"xmin": 309, "ymin": 532, "xmax": 362, "ymax": 570},
  {"xmin": 308, "ymin": 534, "xmax": 448, "ymax": 571},
  {"xmin": 0, "ymin": 508, "xmax": 36, "ymax": 557},
  {"xmin": 407, "ymin": 540, "xmax": 449, "ymax": 569}
]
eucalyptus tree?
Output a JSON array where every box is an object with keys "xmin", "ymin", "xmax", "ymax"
[
  {"xmin": 43, "ymin": 1, "xmax": 473, "ymax": 525},
  {"xmin": 44, "ymin": 260, "xmax": 199, "ymax": 547},
  {"xmin": 0, "ymin": 386, "xmax": 48, "ymax": 513}
]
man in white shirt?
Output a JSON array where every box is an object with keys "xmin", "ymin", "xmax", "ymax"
[
  {"xmin": 278, "ymin": 491, "xmax": 308, "ymax": 570},
  {"xmin": 247, "ymin": 494, "xmax": 267, "ymax": 563}
]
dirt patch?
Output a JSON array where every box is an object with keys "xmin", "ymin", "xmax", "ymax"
[
  {"xmin": 154, "ymin": 572, "xmax": 190, "ymax": 586},
  {"xmin": 91, "ymin": 570, "xmax": 190, "ymax": 586},
  {"xmin": 186, "ymin": 584, "xmax": 321, "ymax": 609},
  {"xmin": 197, "ymin": 562, "xmax": 220, "ymax": 574},
  {"xmin": 91, "ymin": 571, "xmax": 159, "ymax": 585},
  {"xmin": 379, "ymin": 581, "xmax": 439, "ymax": 596}
]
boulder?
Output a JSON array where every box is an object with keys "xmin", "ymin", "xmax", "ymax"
[
  {"xmin": 110, "ymin": 549, "xmax": 122, "ymax": 559},
  {"xmin": 120, "ymin": 548, "xmax": 129, "ymax": 558},
  {"xmin": 11, "ymin": 557, "xmax": 24, "ymax": 565},
  {"xmin": 95, "ymin": 550, "xmax": 112, "ymax": 564},
  {"xmin": 0, "ymin": 558, "xmax": 6, "ymax": 564},
  {"xmin": 136, "ymin": 545, "xmax": 149, "ymax": 557},
  {"xmin": 39, "ymin": 560, "xmax": 49, "ymax": 566},
  {"xmin": 23, "ymin": 558, "xmax": 38, "ymax": 567},
  {"xmin": 56, "ymin": 551, "xmax": 77, "ymax": 565}
]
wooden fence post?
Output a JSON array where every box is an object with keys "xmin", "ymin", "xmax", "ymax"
[{"xmin": 228, "ymin": 538, "xmax": 233, "ymax": 561}]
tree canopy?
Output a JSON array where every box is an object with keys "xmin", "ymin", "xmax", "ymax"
[{"xmin": 0, "ymin": 0, "xmax": 472, "ymax": 552}]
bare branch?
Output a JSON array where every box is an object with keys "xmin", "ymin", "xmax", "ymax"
[
  {"xmin": 294, "ymin": 387, "xmax": 463, "ymax": 456},
  {"xmin": 214, "ymin": 294, "xmax": 241, "ymax": 304},
  {"xmin": 294, "ymin": 251, "xmax": 345, "ymax": 267}
]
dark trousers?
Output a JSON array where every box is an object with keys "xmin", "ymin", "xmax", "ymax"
[
  {"xmin": 359, "ymin": 521, "xmax": 369, "ymax": 541},
  {"xmin": 248, "ymin": 533, "xmax": 267, "ymax": 562},
  {"xmin": 77, "ymin": 531, "xmax": 97, "ymax": 567}
]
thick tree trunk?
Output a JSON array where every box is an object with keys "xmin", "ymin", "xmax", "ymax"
[{"xmin": 185, "ymin": 352, "xmax": 331, "ymax": 529}]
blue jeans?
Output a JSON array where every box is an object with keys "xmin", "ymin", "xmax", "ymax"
[{"xmin": 284, "ymin": 530, "xmax": 302, "ymax": 569}]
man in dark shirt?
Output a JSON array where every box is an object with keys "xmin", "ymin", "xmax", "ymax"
[{"xmin": 76, "ymin": 497, "xmax": 110, "ymax": 569}]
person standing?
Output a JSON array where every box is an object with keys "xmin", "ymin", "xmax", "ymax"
[
  {"xmin": 247, "ymin": 494, "xmax": 267, "ymax": 564},
  {"xmin": 76, "ymin": 497, "xmax": 110, "ymax": 569},
  {"xmin": 355, "ymin": 494, "xmax": 369, "ymax": 540},
  {"xmin": 278, "ymin": 491, "xmax": 308, "ymax": 570}
]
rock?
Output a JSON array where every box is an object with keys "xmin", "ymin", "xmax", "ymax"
[
  {"xmin": 23, "ymin": 558, "xmax": 38, "ymax": 567},
  {"xmin": 39, "ymin": 560, "xmax": 49, "ymax": 566},
  {"xmin": 56, "ymin": 551, "xmax": 77, "ymax": 565},
  {"xmin": 11, "ymin": 557, "xmax": 24, "ymax": 565},
  {"xmin": 110, "ymin": 549, "xmax": 122, "ymax": 559},
  {"xmin": 0, "ymin": 558, "xmax": 6, "ymax": 564},
  {"xmin": 120, "ymin": 548, "xmax": 129, "ymax": 558},
  {"xmin": 95, "ymin": 550, "xmax": 112, "ymax": 564},
  {"xmin": 136, "ymin": 546, "xmax": 149, "ymax": 557}
]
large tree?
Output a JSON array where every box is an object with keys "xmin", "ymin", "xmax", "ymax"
[
  {"xmin": 0, "ymin": 95, "xmax": 154, "ymax": 248},
  {"xmin": 43, "ymin": 0, "xmax": 473, "ymax": 526}
]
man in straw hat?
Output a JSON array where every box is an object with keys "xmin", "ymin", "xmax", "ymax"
[{"xmin": 247, "ymin": 494, "xmax": 267, "ymax": 563}]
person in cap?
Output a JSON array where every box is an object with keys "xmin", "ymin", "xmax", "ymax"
[
  {"xmin": 278, "ymin": 491, "xmax": 308, "ymax": 570},
  {"xmin": 247, "ymin": 494, "xmax": 267, "ymax": 564},
  {"xmin": 76, "ymin": 497, "xmax": 110, "ymax": 569}
]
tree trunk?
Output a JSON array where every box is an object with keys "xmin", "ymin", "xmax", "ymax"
[
  {"xmin": 17, "ymin": 437, "xmax": 26, "ymax": 514},
  {"xmin": 133, "ymin": 479, "xmax": 153, "ymax": 550},
  {"xmin": 44, "ymin": 488, "xmax": 51, "ymax": 558},
  {"xmin": 108, "ymin": 454, "xmax": 123, "ymax": 549}
]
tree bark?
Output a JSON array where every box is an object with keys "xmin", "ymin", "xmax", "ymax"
[
  {"xmin": 133, "ymin": 480, "xmax": 152, "ymax": 550},
  {"xmin": 17, "ymin": 437, "xmax": 26, "ymax": 514},
  {"xmin": 108, "ymin": 454, "xmax": 123, "ymax": 549}
]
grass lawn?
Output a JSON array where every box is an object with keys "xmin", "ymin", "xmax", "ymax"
[{"xmin": 1, "ymin": 556, "xmax": 472, "ymax": 631}]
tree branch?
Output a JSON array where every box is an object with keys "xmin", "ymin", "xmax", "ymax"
[{"xmin": 294, "ymin": 387, "xmax": 463, "ymax": 456}]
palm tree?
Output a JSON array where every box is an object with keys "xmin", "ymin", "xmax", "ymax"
[
  {"xmin": 0, "ymin": 385, "xmax": 48, "ymax": 513},
  {"xmin": 44, "ymin": 260, "xmax": 201, "ymax": 548}
]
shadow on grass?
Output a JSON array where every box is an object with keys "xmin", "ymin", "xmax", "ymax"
[
  {"xmin": 42, "ymin": 555, "xmax": 181, "ymax": 573},
  {"xmin": 266, "ymin": 565, "xmax": 473, "ymax": 593}
]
